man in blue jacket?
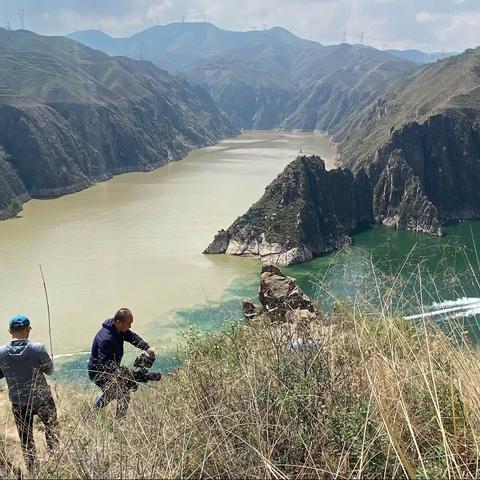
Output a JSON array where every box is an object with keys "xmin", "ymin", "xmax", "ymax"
[
  {"xmin": 88, "ymin": 308, "xmax": 155, "ymax": 419},
  {"xmin": 0, "ymin": 315, "xmax": 58, "ymax": 471}
]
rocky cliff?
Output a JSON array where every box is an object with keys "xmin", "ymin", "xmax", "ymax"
[
  {"xmin": 336, "ymin": 47, "xmax": 480, "ymax": 235},
  {"xmin": 0, "ymin": 29, "xmax": 237, "ymax": 220},
  {"xmin": 204, "ymin": 155, "xmax": 372, "ymax": 265},
  {"xmin": 205, "ymin": 96, "xmax": 480, "ymax": 266}
]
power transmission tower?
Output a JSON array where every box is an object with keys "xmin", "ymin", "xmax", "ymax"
[
  {"xmin": 18, "ymin": 9, "xmax": 25, "ymax": 29},
  {"xmin": 262, "ymin": 23, "xmax": 268, "ymax": 30},
  {"xmin": 342, "ymin": 28, "xmax": 346, "ymax": 43},
  {"xmin": 6, "ymin": 20, "xmax": 11, "ymax": 30},
  {"xmin": 181, "ymin": 15, "xmax": 186, "ymax": 22},
  {"xmin": 360, "ymin": 32, "xmax": 365, "ymax": 45},
  {"xmin": 202, "ymin": 13, "xmax": 207, "ymax": 22}
]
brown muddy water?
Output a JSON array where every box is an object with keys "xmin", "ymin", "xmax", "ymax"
[{"xmin": 0, "ymin": 131, "xmax": 336, "ymax": 360}]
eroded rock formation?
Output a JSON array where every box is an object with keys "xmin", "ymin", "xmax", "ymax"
[
  {"xmin": 258, "ymin": 264, "xmax": 315, "ymax": 315},
  {"xmin": 246, "ymin": 264, "xmax": 321, "ymax": 333},
  {"xmin": 204, "ymin": 155, "xmax": 373, "ymax": 265}
]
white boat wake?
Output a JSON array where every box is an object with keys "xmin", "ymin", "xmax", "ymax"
[{"xmin": 405, "ymin": 297, "xmax": 480, "ymax": 320}]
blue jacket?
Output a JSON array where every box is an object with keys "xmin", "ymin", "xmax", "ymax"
[
  {"xmin": 0, "ymin": 340, "xmax": 53, "ymax": 406},
  {"xmin": 88, "ymin": 318, "xmax": 150, "ymax": 380}
]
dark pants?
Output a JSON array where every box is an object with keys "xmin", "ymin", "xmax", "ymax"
[
  {"xmin": 12, "ymin": 395, "xmax": 59, "ymax": 471},
  {"xmin": 91, "ymin": 370, "xmax": 132, "ymax": 419}
]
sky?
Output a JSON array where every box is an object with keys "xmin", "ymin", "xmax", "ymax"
[{"xmin": 1, "ymin": 0, "xmax": 479, "ymax": 53}]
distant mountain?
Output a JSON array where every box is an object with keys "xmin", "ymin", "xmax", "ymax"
[
  {"xmin": 0, "ymin": 28, "xmax": 236, "ymax": 219},
  {"xmin": 180, "ymin": 30, "xmax": 320, "ymax": 129},
  {"xmin": 70, "ymin": 23, "xmax": 417, "ymax": 129},
  {"xmin": 386, "ymin": 49, "xmax": 458, "ymax": 64},
  {"xmin": 69, "ymin": 23, "xmax": 316, "ymax": 71},
  {"xmin": 279, "ymin": 44, "xmax": 415, "ymax": 131}
]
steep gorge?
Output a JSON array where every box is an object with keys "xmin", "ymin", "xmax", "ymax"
[
  {"xmin": 205, "ymin": 48, "xmax": 480, "ymax": 265},
  {"xmin": 70, "ymin": 24, "xmax": 416, "ymax": 130},
  {"xmin": 0, "ymin": 29, "xmax": 236, "ymax": 219}
]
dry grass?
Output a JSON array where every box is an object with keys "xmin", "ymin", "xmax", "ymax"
[
  {"xmin": 3, "ymin": 249, "xmax": 480, "ymax": 478},
  {"xmin": 1, "ymin": 304, "xmax": 480, "ymax": 479}
]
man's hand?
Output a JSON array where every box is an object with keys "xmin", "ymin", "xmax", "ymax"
[{"xmin": 146, "ymin": 347, "xmax": 155, "ymax": 358}]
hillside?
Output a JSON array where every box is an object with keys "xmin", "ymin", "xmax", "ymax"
[
  {"xmin": 279, "ymin": 44, "xmax": 415, "ymax": 131},
  {"xmin": 336, "ymin": 47, "xmax": 480, "ymax": 230},
  {"xmin": 70, "ymin": 23, "xmax": 416, "ymax": 129},
  {"xmin": 0, "ymin": 28, "xmax": 237, "ymax": 219},
  {"xmin": 2, "ymin": 266, "xmax": 479, "ymax": 478},
  {"xmin": 386, "ymin": 48, "xmax": 458, "ymax": 64}
]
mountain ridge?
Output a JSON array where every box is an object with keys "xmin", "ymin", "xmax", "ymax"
[
  {"xmin": 0, "ymin": 28, "xmax": 237, "ymax": 219},
  {"xmin": 69, "ymin": 23, "xmax": 417, "ymax": 130}
]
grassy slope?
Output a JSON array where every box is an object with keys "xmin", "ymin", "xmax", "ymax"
[
  {"xmin": 0, "ymin": 29, "xmax": 178, "ymax": 105},
  {"xmin": 1, "ymin": 301, "xmax": 480, "ymax": 478}
]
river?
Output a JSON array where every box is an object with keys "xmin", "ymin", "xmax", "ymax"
[
  {"xmin": 0, "ymin": 131, "xmax": 336, "ymax": 367},
  {"xmin": 1, "ymin": 130, "xmax": 479, "ymax": 380}
]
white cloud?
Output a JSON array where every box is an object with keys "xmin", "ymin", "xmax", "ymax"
[
  {"xmin": 416, "ymin": 11, "xmax": 445, "ymax": 23},
  {"xmin": 146, "ymin": 2, "xmax": 174, "ymax": 22},
  {"xmin": 437, "ymin": 10, "xmax": 480, "ymax": 49}
]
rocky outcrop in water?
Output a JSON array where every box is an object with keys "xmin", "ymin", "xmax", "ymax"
[
  {"xmin": 258, "ymin": 264, "xmax": 314, "ymax": 315},
  {"xmin": 244, "ymin": 264, "xmax": 320, "ymax": 326},
  {"xmin": 0, "ymin": 29, "xmax": 237, "ymax": 220},
  {"xmin": 204, "ymin": 155, "xmax": 373, "ymax": 265}
]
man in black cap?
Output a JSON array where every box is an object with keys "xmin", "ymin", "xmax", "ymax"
[{"xmin": 0, "ymin": 315, "xmax": 58, "ymax": 471}]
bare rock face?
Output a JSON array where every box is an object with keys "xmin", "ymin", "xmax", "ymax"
[
  {"xmin": 258, "ymin": 263, "xmax": 315, "ymax": 316},
  {"xmin": 204, "ymin": 155, "xmax": 372, "ymax": 266},
  {"xmin": 0, "ymin": 29, "xmax": 237, "ymax": 219},
  {"xmin": 368, "ymin": 114, "xmax": 480, "ymax": 234},
  {"xmin": 337, "ymin": 48, "xmax": 480, "ymax": 236},
  {"xmin": 242, "ymin": 299, "xmax": 258, "ymax": 319},
  {"xmin": 204, "ymin": 229, "xmax": 230, "ymax": 254},
  {"xmin": 372, "ymin": 149, "xmax": 443, "ymax": 235}
]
